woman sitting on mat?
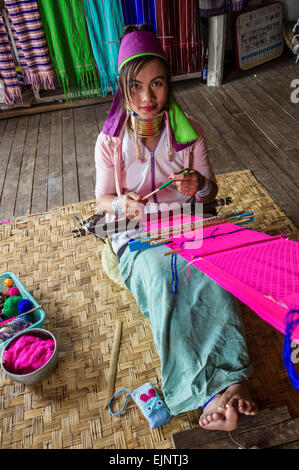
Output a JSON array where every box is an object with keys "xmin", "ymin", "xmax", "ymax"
[{"xmin": 95, "ymin": 24, "xmax": 258, "ymax": 431}]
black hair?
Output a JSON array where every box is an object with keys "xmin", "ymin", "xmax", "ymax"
[
  {"xmin": 120, "ymin": 24, "xmax": 156, "ymax": 42},
  {"xmin": 118, "ymin": 24, "xmax": 171, "ymax": 106}
]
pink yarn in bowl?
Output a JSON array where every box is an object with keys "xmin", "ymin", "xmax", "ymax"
[{"xmin": 4, "ymin": 335, "xmax": 55, "ymax": 374}]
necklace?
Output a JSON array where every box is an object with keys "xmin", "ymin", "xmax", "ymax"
[{"xmin": 128, "ymin": 112, "xmax": 165, "ymax": 138}]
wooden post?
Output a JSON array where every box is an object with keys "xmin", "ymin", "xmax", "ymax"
[{"xmin": 207, "ymin": 14, "xmax": 227, "ymax": 86}]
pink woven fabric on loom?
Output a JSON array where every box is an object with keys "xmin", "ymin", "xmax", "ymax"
[{"xmin": 146, "ymin": 215, "xmax": 299, "ymax": 339}]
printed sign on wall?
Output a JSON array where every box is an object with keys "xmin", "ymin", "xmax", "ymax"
[{"xmin": 235, "ymin": 2, "xmax": 283, "ymax": 70}]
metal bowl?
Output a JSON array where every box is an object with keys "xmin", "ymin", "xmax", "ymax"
[{"xmin": 0, "ymin": 328, "xmax": 58, "ymax": 384}]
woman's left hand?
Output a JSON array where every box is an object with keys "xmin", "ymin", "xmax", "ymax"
[{"xmin": 169, "ymin": 169, "xmax": 204, "ymax": 197}]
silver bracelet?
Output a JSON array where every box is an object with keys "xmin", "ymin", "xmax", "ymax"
[
  {"xmin": 195, "ymin": 179, "xmax": 212, "ymax": 198},
  {"xmin": 112, "ymin": 196, "xmax": 125, "ymax": 214}
]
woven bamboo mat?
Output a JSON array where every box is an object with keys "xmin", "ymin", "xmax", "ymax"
[{"xmin": 0, "ymin": 169, "xmax": 298, "ymax": 449}]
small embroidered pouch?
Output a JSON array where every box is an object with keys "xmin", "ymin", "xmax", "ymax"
[{"xmin": 108, "ymin": 382, "xmax": 171, "ymax": 429}]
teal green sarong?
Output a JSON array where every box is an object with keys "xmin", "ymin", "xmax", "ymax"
[{"xmin": 119, "ymin": 244, "xmax": 252, "ymax": 416}]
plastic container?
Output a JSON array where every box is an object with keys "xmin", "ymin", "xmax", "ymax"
[
  {"xmin": 1, "ymin": 328, "xmax": 58, "ymax": 385},
  {"xmin": 0, "ymin": 272, "xmax": 46, "ymax": 350}
]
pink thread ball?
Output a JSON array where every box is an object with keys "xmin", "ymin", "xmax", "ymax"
[{"xmin": 9, "ymin": 287, "xmax": 20, "ymax": 297}]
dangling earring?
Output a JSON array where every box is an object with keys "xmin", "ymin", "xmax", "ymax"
[
  {"xmin": 164, "ymin": 110, "xmax": 174, "ymax": 161},
  {"xmin": 132, "ymin": 113, "xmax": 144, "ymax": 162}
]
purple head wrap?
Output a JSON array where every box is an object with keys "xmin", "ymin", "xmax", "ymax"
[{"xmin": 118, "ymin": 30, "xmax": 167, "ymax": 71}]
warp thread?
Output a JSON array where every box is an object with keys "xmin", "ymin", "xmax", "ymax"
[
  {"xmin": 171, "ymin": 253, "xmax": 178, "ymax": 295},
  {"xmin": 183, "ymin": 227, "xmax": 249, "ymax": 281}
]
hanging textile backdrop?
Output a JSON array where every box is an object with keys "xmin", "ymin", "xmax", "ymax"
[
  {"xmin": 1, "ymin": 0, "xmax": 204, "ymax": 103},
  {"xmin": 38, "ymin": 0, "xmax": 101, "ymax": 102},
  {"xmin": 0, "ymin": 0, "xmax": 56, "ymax": 105},
  {"xmin": 199, "ymin": 0, "xmax": 249, "ymax": 17},
  {"xmin": 121, "ymin": 0, "xmax": 157, "ymax": 33},
  {"xmin": 155, "ymin": 0, "xmax": 202, "ymax": 76},
  {"xmin": 83, "ymin": 0, "xmax": 124, "ymax": 97}
]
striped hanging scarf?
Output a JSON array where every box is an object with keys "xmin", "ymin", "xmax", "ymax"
[
  {"xmin": 0, "ymin": 0, "xmax": 56, "ymax": 105},
  {"xmin": 82, "ymin": 0, "xmax": 124, "ymax": 97},
  {"xmin": 38, "ymin": 0, "xmax": 101, "ymax": 102},
  {"xmin": 199, "ymin": 0, "xmax": 249, "ymax": 17},
  {"xmin": 121, "ymin": 0, "xmax": 157, "ymax": 33},
  {"xmin": 155, "ymin": 0, "xmax": 202, "ymax": 76}
]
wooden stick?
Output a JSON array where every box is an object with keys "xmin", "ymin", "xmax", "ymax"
[
  {"xmin": 150, "ymin": 238, "xmax": 172, "ymax": 246},
  {"xmin": 142, "ymin": 169, "xmax": 188, "ymax": 200},
  {"xmin": 19, "ymin": 304, "xmax": 42, "ymax": 315},
  {"xmin": 105, "ymin": 320, "xmax": 122, "ymax": 409},
  {"xmin": 164, "ymin": 248, "xmax": 183, "ymax": 256},
  {"xmin": 135, "ymin": 212, "xmax": 252, "ymax": 241},
  {"xmin": 142, "ymin": 186, "xmax": 167, "ymax": 200},
  {"xmin": 132, "ymin": 212, "xmax": 242, "ymax": 240}
]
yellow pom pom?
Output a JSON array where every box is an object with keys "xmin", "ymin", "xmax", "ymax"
[{"xmin": 4, "ymin": 278, "xmax": 14, "ymax": 287}]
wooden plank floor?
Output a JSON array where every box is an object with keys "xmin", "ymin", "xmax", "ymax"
[
  {"xmin": 172, "ymin": 407, "xmax": 299, "ymax": 449},
  {"xmin": 0, "ymin": 51, "xmax": 298, "ymax": 228}
]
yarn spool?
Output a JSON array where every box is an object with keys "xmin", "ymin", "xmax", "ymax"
[
  {"xmin": 4, "ymin": 278, "xmax": 14, "ymax": 288},
  {"xmin": 10, "ymin": 316, "xmax": 30, "ymax": 333},
  {"xmin": 9, "ymin": 287, "xmax": 20, "ymax": 297},
  {"xmin": 0, "ymin": 326, "xmax": 13, "ymax": 341},
  {"xmin": 17, "ymin": 299, "xmax": 34, "ymax": 322},
  {"xmin": 0, "ymin": 327, "xmax": 11, "ymax": 334},
  {"xmin": 3, "ymin": 296, "xmax": 23, "ymax": 319}
]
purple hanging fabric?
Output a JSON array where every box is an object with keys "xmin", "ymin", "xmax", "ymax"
[{"xmin": 199, "ymin": 0, "xmax": 249, "ymax": 17}]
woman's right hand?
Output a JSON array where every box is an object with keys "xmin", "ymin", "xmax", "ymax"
[{"xmin": 117, "ymin": 192, "xmax": 145, "ymax": 220}]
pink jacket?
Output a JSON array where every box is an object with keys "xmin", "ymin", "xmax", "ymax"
[{"xmin": 95, "ymin": 114, "xmax": 216, "ymax": 200}]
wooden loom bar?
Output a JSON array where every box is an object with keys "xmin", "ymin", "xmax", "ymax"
[{"xmin": 134, "ymin": 212, "xmax": 253, "ymax": 242}]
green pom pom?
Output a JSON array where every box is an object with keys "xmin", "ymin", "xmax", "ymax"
[{"xmin": 3, "ymin": 296, "xmax": 23, "ymax": 318}]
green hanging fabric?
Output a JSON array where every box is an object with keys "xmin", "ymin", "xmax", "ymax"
[{"xmin": 38, "ymin": 0, "xmax": 101, "ymax": 101}]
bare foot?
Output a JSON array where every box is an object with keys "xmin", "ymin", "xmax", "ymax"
[
  {"xmin": 199, "ymin": 383, "xmax": 258, "ymax": 431},
  {"xmin": 217, "ymin": 383, "xmax": 258, "ymax": 416},
  {"xmin": 199, "ymin": 394, "xmax": 239, "ymax": 431}
]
